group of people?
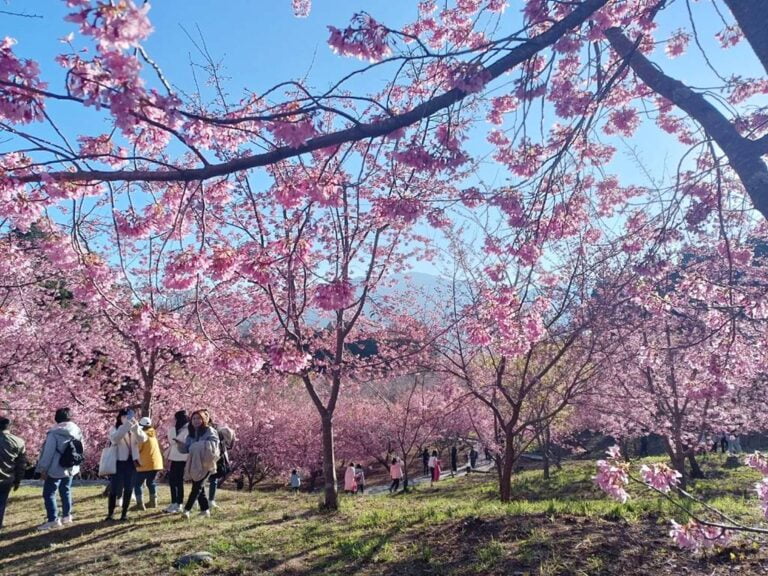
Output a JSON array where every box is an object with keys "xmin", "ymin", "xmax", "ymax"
[
  {"xmin": 102, "ymin": 407, "xmax": 235, "ymax": 525},
  {"xmin": 423, "ymin": 445, "xmax": 482, "ymax": 482},
  {"xmin": 343, "ymin": 462, "xmax": 366, "ymax": 494},
  {"xmin": 711, "ymin": 432, "xmax": 743, "ymax": 454},
  {"xmin": 0, "ymin": 406, "xmax": 235, "ymax": 532}
]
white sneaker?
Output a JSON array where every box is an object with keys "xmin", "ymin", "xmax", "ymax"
[
  {"xmin": 209, "ymin": 500, "xmax": 219, "ymax": 509},
  {"xmin": 182, "ymin": 510, "xmax": 190, "ymax": 520},
  {"xmin": 61, "ymin": 515, "xmax": 74, "ymax": 525},
  {"xmin": 199, "ymin": 510, "xmax": 210, "ymax": 518},
  {"xmin": 164, "ymin": 503, "xmax": 178, "ymax": 513},
  {"xmin": 36, "ymin": 519, "xmax": 62, "ymax": 531}
]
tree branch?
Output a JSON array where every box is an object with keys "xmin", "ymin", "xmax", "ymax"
[
  {"xmin": 605, "ymin": 26, "xmax": 768, "ymax": 221},
  {"xmin": 18, "ymin": 0, "xmax": 608, "ymax": 185}
]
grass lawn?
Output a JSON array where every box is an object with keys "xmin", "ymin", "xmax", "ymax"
[{"xmin": 1, "ymin": 454, "xmax": 767, "ymax": 575}]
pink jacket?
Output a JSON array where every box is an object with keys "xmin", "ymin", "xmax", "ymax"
[
  {"xmin": 390, "ymin": 462, "xmax": 403, "ymax": 479},
  {"xmin": 344, "ymin": 466, "xmax": 357, "ymax": 491}
]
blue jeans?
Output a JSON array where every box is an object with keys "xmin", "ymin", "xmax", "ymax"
[
  {"xmin": 208, "ymin": 474, "xmax": 219, "ymax": 502},
  {"xmin": 0, "ymin": 483, "xmax": 11, "ymax": 528},
  {"xmin": 43, "ymin": 476, "xmax": 73, "ymax": 522},
  {"xmin": 134, "ymin": 470, "xmax": 158, "ymax": 500}
]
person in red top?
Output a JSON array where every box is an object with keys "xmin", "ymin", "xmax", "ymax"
[{"xmin": 388, "ymin": 457, "xmax": 403, "ymax": 494}]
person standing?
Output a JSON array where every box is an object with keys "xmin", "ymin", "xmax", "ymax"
[
  {"xmin": 133, "ymin": 417, "xmax": 164, "ymax": 510},
  {"xmin": 106, "ymin": 408, "xmax": 140, "ymax": 522},
  {"xmin": 431, "ymin": 454, "xmax": 442, "ymax": 487},
  {"xmin": 469, "ymin": 447, "xmax": 479, "ymax": 469},
  {"xmin": 388, "ymin": 458, "xmax": 403, "ymax": 494},
  {"xmin": 165, "ymin": 410, "xmax": 189, "ymax": 513},
  {"xmin": 354, "ymin": 463, "xmax": 365, "ymax": 495},
  {"xmin": 428, "ymin": 450, "xmax": 438, "ymax": 481},
  {"xmin": 36, "ymin": 408, "xmax": 84, "ymax": 530},
  {"xmin": 290, "ymin": 469, "xmax": 301, "ymax": 493},
  {"xmin": 0, "ymin": 417, "xmax": 26, "ymax": 531},
  {"xmin": 208, "ymin": 424, "xmax": 235, "ymax": 509},
  {"xmin": 178, "ymin": 410, "xmax": 220, "ymax": 519},
  {"xmin": 422, "ymin": 447, "xmax": 430, "ymax": 476},
  {"xmin": 344, "ymin": 462, "xmax": 357, "ymax": 494},
  {"xmin": 450, "ymin": 445, "xmax": 458, "ymax": 477}
]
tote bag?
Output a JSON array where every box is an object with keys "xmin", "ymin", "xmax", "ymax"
[{"xmin": 98, "ymin": 444, "xmax": 118, "ymax": 477}]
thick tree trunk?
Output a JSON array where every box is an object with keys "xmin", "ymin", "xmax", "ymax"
[
  {"xmin": 320, "ymin": 414, "xmax": 338, "ymax": 510},
  {"xmin": 687, "ymin": 451, "xmax": 704, "ymax": 479},
  {"xmin": 499, "ymin": 433, "xmax": 516, "ymax": 502},
  {"xmin": 722, "ymin": 0, "xmax": 768, "ymax": 75},
  {"xmin": 140, "ymin": 380, "xmax": 153, "ymax": 418},
  {"xmin": 605, "ymin": 27, "xmax": 768, "ymax": 222}
]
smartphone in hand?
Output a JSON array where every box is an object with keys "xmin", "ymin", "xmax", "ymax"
[{"xmin": 126, "ymin": 409, "xmax": 135, "ymax": 420}]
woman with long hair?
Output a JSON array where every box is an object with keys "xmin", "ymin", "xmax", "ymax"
[
  {"xmin": 164, "ymin": 410, "xmax": 189, "ymax": 513},
  {"xmin": 175, "ymin": 409, "xmax": 219, "ymax": 519},
  {"xmin": 106, "ymin": 408, "xmax": 140, "ymax": 522}
]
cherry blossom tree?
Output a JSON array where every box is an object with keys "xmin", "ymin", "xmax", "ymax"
[
  {"xmin": 0, "ymin": 0, "xmax": 767, "ymax": 515},
  {"xmin": 342, "ymin": 374, "xmax": 472, "ymax": 490},
  {"xmin": 578, "ymin": 235, "xmax": 768, "ymax": 487}
]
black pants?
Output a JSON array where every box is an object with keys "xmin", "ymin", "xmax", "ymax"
[
  {"xmin": 389, "ymin": 478, "xmax": 400, "ymax": 492},
  {"xmin": 169, "ymin": 461, "xmax": 185, "ymax": 505},
  {"xmin": 108, "ymin": 459, "xmax": 135, "ymax": 518},
  {"xmin": 0, "ymin": 483, "xmax": 11, "ymax": 528},
  {"xmin": 185, "ymin": 473, "xmax": 210, "ymax": 512}
]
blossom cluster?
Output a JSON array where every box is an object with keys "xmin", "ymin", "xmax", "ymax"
[
  {"xmin": 64, "ymin": 0, "xmax": 153, "ymax": 51},
  {"xmin": 291, "ymin": 0, "xmax": 311, "ymax": 18},
  {"xmin": 328, "ymin": 13, "xmax": 391, "ymax": 62},
  {"xmin": 314, "ymin": 280, "xmax": 355, "ymax": 311},
  {"xmin": 745, "ymin": 452, "xmax": 768, "ymax": 519},
  {"xmin": 0, "ymin": 37, "xmax": 46, "ymax": 124},
  {"xmin": 639, "ymin": 463, "xmax": 682, "ymax": 493},
  {"xmin": 669, "ymin": 520, "xmax": 731, "ymax": 551},
  {"xmin": 593, "ymin": 446, "xmax": 630, "ymax": 503}
]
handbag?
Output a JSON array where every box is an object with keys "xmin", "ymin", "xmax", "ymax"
[{"xmin": 98, "ymin": 444, "xmax": 118, "ymax": 477}]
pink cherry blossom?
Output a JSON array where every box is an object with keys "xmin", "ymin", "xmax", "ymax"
[
  {"xmin": 314, "ymin": 280, "xmax": 355, "ymax": 311},
  {"xmin": 594, "ymin": 446, "xmax": 630, "ymax": 503},
  {"xmin": 640, "ymin": 463, "xmax": 682, "ymax": 493},
  {"xmin": 745, "ymin": 452, "xmax": 768, "ymax": 476},
  {"xmin": 669, "ymin": 520, "xmax": 731, "ymax": 551},
  {"xmin": 0, "ymin": 37, "xmax": 46, "ymax": 124},
  {"xmin": 292, "ymin": 0, "xmax": 311, "ymax": 18},
  {"xmin": 328, "ymin": 13, "xmax": 391, "ymax": 62},
  {"xmin": 755, "ymin": 479, "xmax": 768, "ymax": 519}
]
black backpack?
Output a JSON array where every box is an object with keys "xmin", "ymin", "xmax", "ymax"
[{"xmin": 59, "ymin": 438, "xmax": 85, "ymax": 468}]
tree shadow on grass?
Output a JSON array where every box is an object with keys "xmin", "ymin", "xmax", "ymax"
[
  {"xmin": 301, "ymin": 521, "xmax": 418, "ymax": 576},
  {"xmin": 0, "ymin": 521, "xmax": 136, "ymax": 575}
]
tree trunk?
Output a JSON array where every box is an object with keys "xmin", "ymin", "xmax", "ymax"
[
  {"xmin": 722, "ymin": 0, "xmax": 768, "ymax": 74},
  {"xmin": 321, "ymin": 414, "xmax": 338, "ymax": 510},
  {"xmin": 140, "ymin": 379, "xmax": 153, "ymax": 418},
  {"xmin": 687, "ymin": 451, "xmax": 704, "ymax": 479},
  {"xmin": 540, "ymin": 427, "xmax": 551, "ymax": 480},
  {"xmin": 499, "ymin": 432, "xmax": 516, "ymax": 502},
  {"xmin": 664, "ymin": 438, "xmax": 688, "ymax": 489}
]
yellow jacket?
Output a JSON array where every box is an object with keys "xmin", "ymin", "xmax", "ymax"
[{"xmin": 136, "ymin": 427, "xmax": 164, "ymax": 472}]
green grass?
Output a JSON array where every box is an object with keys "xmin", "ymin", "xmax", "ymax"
[{"xmin": 1, "ymin": 455, "xmax": 766, "ymax": 575}]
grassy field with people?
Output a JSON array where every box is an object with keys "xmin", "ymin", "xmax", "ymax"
[{"xmin": 1, "ymin": 455, "xmax": 767, "ymax": 575}]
